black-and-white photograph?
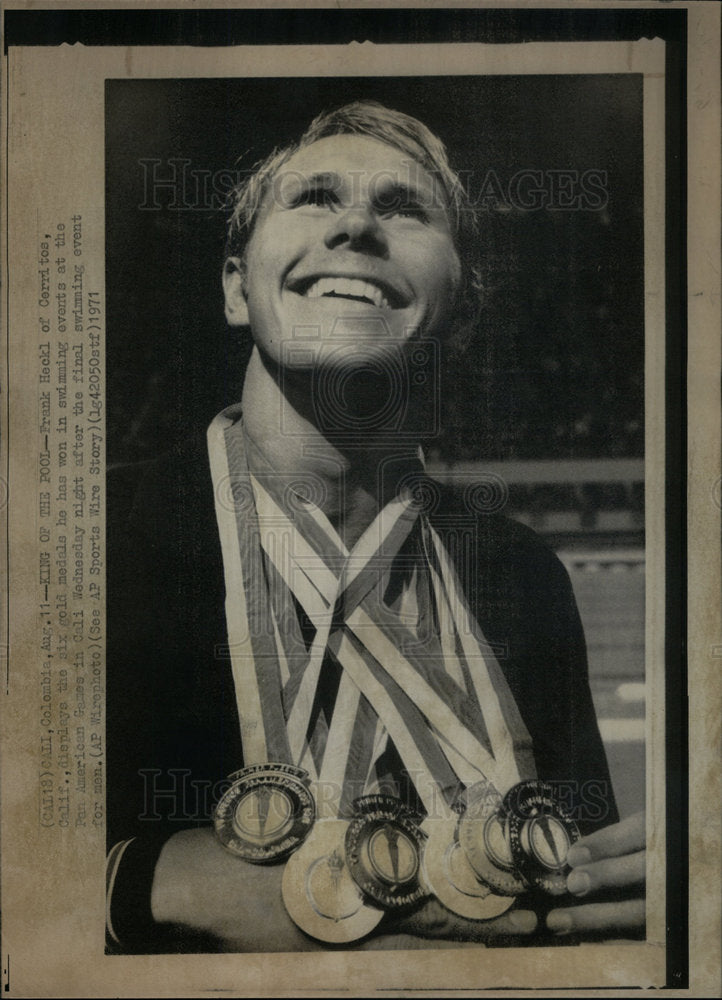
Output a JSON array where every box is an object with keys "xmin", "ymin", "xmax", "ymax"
[
  {"xmin": 105, "ymin": 73, "xmax": 647, "ymax": 953},
  {"xmin": 7, "ymin": 4, "xmax": 716, "ymax": 993}
]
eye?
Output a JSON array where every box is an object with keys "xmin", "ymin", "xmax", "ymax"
[
  {"xmin": 377, "ymin": 193, "xmax": 430, "ymax": 223},
  {"xmin": 294, "ymin": 185, "xmax": 338, "ymax": 210},
  {"xmin": 392, "ymin": 205, "xmax": 430, "ymax": 223}
]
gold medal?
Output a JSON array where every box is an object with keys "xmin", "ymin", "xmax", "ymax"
[
  {"xmin": 458, "ymin": 780, "xmax": 528, "ymax": 897},
  {"xmin": 214, "ymin": 763, "xmax": 315, "ymax": 862},
  {"xmin": 282, "ymin": 819, "xmax": 384, "ymax": 944},
  {"xmin": 345, "ymin": 795, "xmax": 427, "ymax": 909},
  {"xmin": 504, "ymin": 780, "xmax": 580, "ymax": 895},
  {"xmin": 421, "ymin": 816, "xmax": 515, "ymax": 921}
]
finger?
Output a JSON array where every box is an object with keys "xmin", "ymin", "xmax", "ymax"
[
  {"xmin": 566, "ymin": 850, "xmax": 645, "ymax": 897},
  {"xmin": 567, "ymin": 810, "xmax": 645, "ymax": 866},
  {"xmin": 397, "ymin": 899, "xmax": 537, "ymax": 941},
  {"xmin": 546, "ymin": 898, "xmax": 645, "ymax": 936},
  {"xmin": 466, "ymin": 908, "xmax": 538, "ymax": 940}
]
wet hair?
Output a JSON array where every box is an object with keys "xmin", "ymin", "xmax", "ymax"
[{"xmin": 226, "ymin": 100, "xmax": 482, "ymax": 350}]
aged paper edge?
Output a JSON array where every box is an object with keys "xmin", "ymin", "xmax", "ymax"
[{"xmin": 1, "ymin": 3, "xmax": 719, "ymax": 996}]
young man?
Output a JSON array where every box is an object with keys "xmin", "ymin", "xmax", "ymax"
[{"xmin": 106, "ymin": 101, "xmax": 645, "ymax": 952}]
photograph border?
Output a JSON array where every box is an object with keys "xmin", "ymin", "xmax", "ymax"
[{"xmin": 1, "ymin": 3, "xmax": 716, "ymax": 996}]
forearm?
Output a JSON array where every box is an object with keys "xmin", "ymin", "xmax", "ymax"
[
  {"xmin": 148, "ymin": 828, "xmax": 539, "ymax": 951},
  {"xmin": 120, "ymin": 814, "xmax": 641, "ymax": 952},
  {"xmin": 150, "ymin": 828, "xmax": 323, "ymax": 952}
]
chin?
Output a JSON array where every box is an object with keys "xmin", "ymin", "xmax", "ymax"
[
  {"xmin": 317, "ymin": 337, "xmax": 412, "ymax": 374},
  {"xmin": 315, "ymin": 344, "xmax": 420, "ymax": 432}
]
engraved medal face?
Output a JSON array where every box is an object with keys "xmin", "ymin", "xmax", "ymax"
[
  {"xmin": 525, "ymin": 815, "xmax": 572, "ymax": 868},
  {"xmin": 458, "ymin": 781, "xmax": 528, "ymax": 897},
  {"xmin": 484, "ymin": 812, "xmax": 515, "ymax": 870},
  {"xmin": 421, "ymin": 816, "xmax": 515, "ymax": 921},
  {"xmin": 214, "ymin": 763, "xmax": 315, "ymax": 863},
  {"xmin": 232, "ymin": 786, "xmax": 293, "ymax": 842},
  {"xmin": 346, "ymin": 796, "xmax": 426, "ymax": 909},
  {"xmin": 306, "ymin": 847, "xmax": 364, "ymax": 921},
  {"xmin": 282, "ymin": 819, "xmax": 384, "ymax": 944},
  {"xmin": 503, "ymin": 780, "xmax": 580, "ymax": 895},
  {"xmin": 365, "ymin": 827, "xmax": 419, "ymax": 884}
]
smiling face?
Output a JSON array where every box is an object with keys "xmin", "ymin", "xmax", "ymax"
[{"xmin": 223, "ymin": 134, "xmax": 462, "ymax": 375}]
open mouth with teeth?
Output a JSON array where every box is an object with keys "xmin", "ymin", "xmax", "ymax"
[{"xmin": 295, "ymin": 277, "xmax": 398, "ymax": 310}]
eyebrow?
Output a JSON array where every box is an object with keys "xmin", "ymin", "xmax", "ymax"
[
  {"xmin": 281, "ymin": 170, "xmax": 443, "ymax": 212},
  {"xmin": 277, "ymin": 170, "xmax": 340, "ymax": 191},
  {"xmin": 303, "ymin": 171, "xmax": 341, "ymax": 186}
]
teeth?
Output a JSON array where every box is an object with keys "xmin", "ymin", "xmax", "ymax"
[{"xmin": 303, "ymin": 277, "xmax": 389, "ymax": 309}]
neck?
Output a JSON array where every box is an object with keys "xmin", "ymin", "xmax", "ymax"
[{"xmin": 240, "ymin": 346, "xmax": 422, "ymax": 547}]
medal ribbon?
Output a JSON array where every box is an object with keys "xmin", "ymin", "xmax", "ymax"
[
  {"xmin": 425, "ymin": 523, "xmax": 536, "ymax": 790},
  {"xmin": 208, "ymin": 410, "xmax": 291, "ymax": 766},
  {"xmin": 251, "ymin": 472, "xmax": 458, "ymax": 813},
  {"xmin": 251, "ymin": 477, "xmax": 418, "ymax": 756},
  {"xmin": 209, "ymin": 406, "xmax": 534, "ymax": 819},
  {"xmin": 250, "ymin": 460, "xmax": 526, "ymax": 798},
  {"xmin": 327, "ymin": 630, "xmax": 460, "ymax": 818},
  {"xmin": 209, "ymin": 409, "xmax": 386, "ymax": 816}
]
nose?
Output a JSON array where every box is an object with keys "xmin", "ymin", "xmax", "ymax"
[{"xmin": 324, "ymin": 206, "xmax": 388, "ymax": 256}]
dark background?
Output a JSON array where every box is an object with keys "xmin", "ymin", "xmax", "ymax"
[{"xmin": 105, "ymin": 74, "xmax": 644, "ymax": 467}]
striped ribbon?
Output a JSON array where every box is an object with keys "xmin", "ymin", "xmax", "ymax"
[{"xmin": 208, "ymin": 406, "xmax": 535, "ymax": 821}]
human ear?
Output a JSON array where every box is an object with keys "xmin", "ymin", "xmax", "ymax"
[
  {"xmin": 446, "ymin": 262, "xmax": 483, "ymax": 358},
  {"xmin": 223, "ymin": 256, "xmax": 250, "ymax": 327}
]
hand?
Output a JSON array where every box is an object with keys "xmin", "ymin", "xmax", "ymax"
[
  {"xmin": 151, "ymin": 827, "xmax": 324, "ymax": 951},
  {"xmin": 387, "ymin": 897, "xmax": 538, "ymax": 944},
  {"xmin": 546, "ymin": 810, "xmax": 646, "ymax": 939}
]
